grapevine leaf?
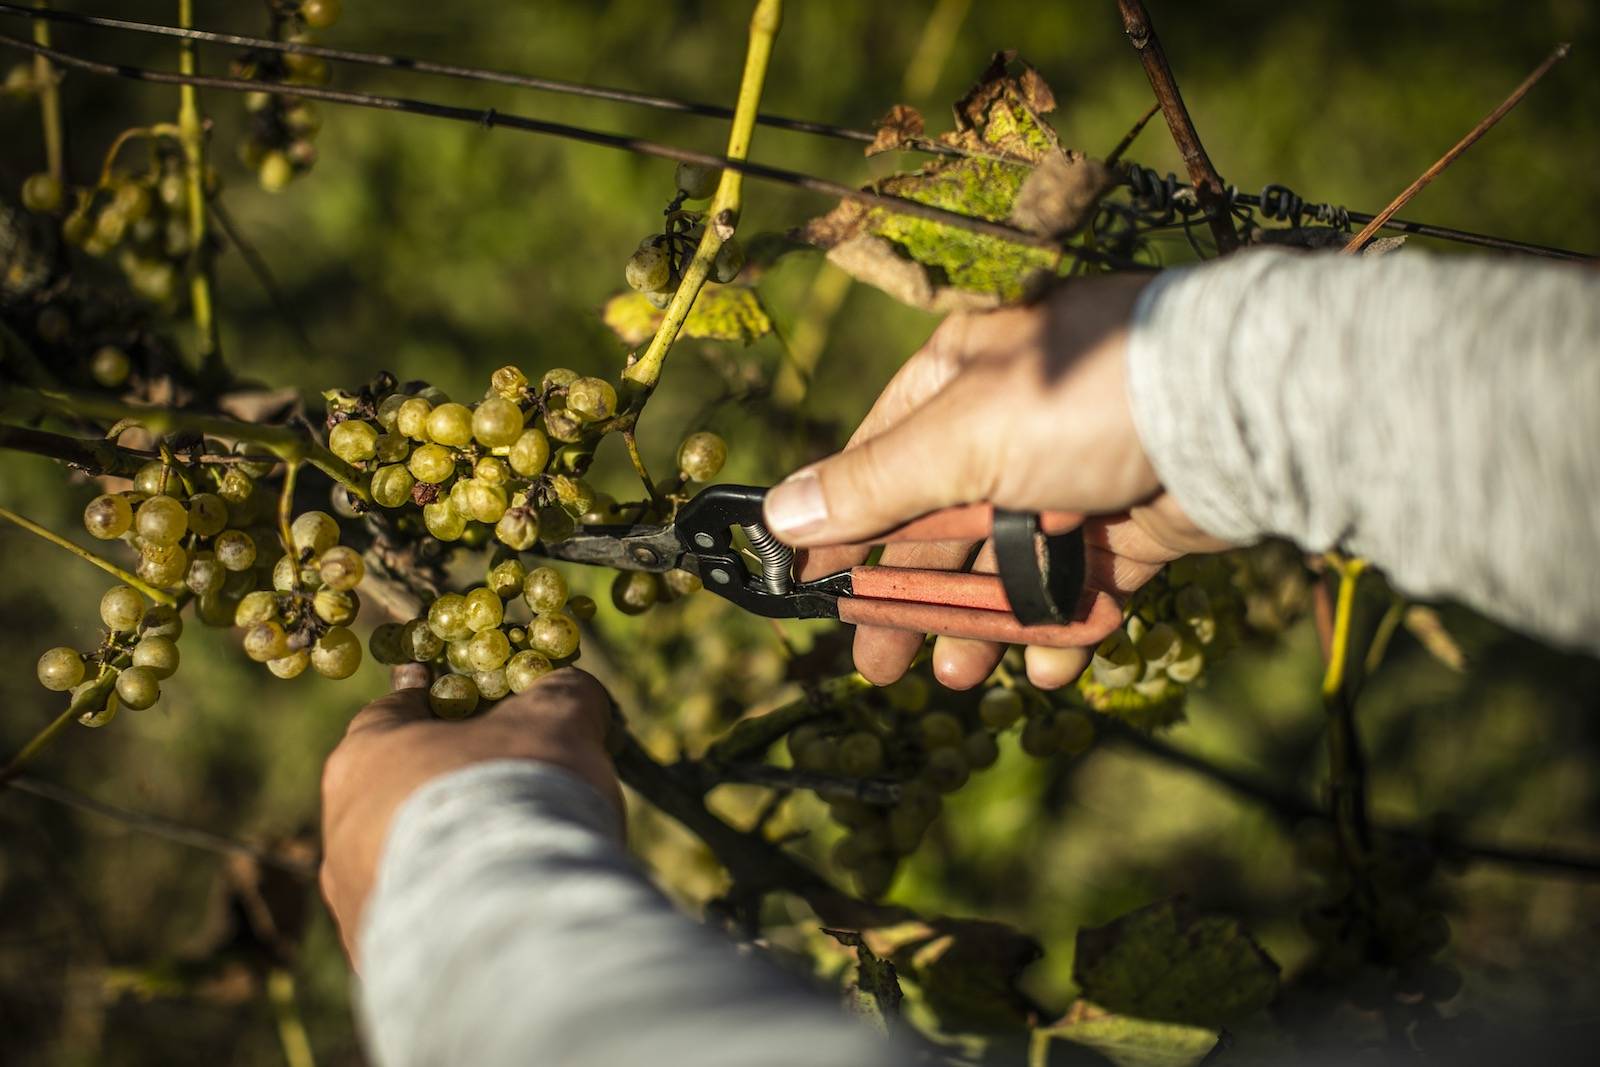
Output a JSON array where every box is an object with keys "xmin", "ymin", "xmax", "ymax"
[
  {"xmin": 602, "ymin": 285, "xmax": 773, "ymax": 347},
  {"xmin": 823, "ymin": 927, "xmax": 903, "ymax": 1033},
  {"xmin": 863, "ymin": 917, "xmax": 1043, "ymax": 1031},
  {"xmin": 1010, "ymin": 154, "xmax": 1115, "ymax": 238},
  {"xmin": 1073, "ymin": 898, "xmax": 1279, "ymax": 1027},
  {"xmin": 867, "ymin": 104, "xmax": 927, "ymax": 156},
  {"xmin": 1077, "ymin": 674, "xmax": 1187, "ymax": 730},
  {"xmin": 1030, "ymin": 1002, "xmax": 1218, "ymax": 1067}
]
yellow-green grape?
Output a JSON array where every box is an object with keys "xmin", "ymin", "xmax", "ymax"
[
  {"xmin": 1174, "ymin": 585, "xmax": 1216, "ymax": 644},
  {"xmin": 268, "ymin": 650, "xmax": 310, "ymax": 680},
  {"xmin": 100, "ymin": 586, "xmax": 146, "ymax": 632},
  {"xmin": 214, "ymin": 529, "xmax": 258, "ymax": 571},
  {"xmin": 1091, "ymin": 630, "xmax": 1143, "ymax": 688},
  {"xmin": 464, "ymin": 587, "xmax": 505, "ymax": 632},
  {"xmin": 418, "ymin": 385, "xmax": 450, "ymax": 405},
  {"xmin": 508, "ymin": 428, "xmax": 551, "ymax": 477},
  {"xmin": 610, "ymin": 571, "xmax": 660, "ymax": 615},
  {"xmin": 507, "ymin": 626, "xmax": 529, "ymax": 648},
  {"xmin": 1136, "ymin": 622, "xmax": 1181, "ymax": 673},
  {"xmin": 402, "ymin": 618, "xmax": 444, "ymax": 662},
  {"xmin": 529, "ymin": 612, "xmax": 580, "ymax": 659},
  {"xmin": 465, "ymin": 481, "xmax": 509, "ymax": 524},
  {"xmin": 661, "ymin": 569, "xmax": 702, "ymax": 599},
  {"xmin": 397, "ymin": 397, "xmax": 433, "ymax": 441},
  {"xmin": 543, "ymin": 408, "xmax": 584, "ymax": 444},
  {"xmin": 21, "ymin": 171, "xmax": 63, "ymax": 213},
  {"xmin": 506, "ymin": 650, "xmax": 553, "ymax": 693},
  {"xmin": 133, "ymin": 460, "xmax": 184, "ymax": 499},
  {"xmin": 228, "ymin": 441, "xmax": 276, "ymax": 478},
  {"xmin": 185, "ymin": 552, "xmax": 225, "ymax": 595},
  {"xmin": 131, "ymin": 635, "xmax": 180, "ymax": 680},
  {"xmin": 329, "ymin": 419, "xmax": 379, "ymax": 463},
  {"xmin": 538, "ymin": 505, "xmax": 576, "ymax": 544},
  {"xmin": 90, "ymin": 345, "xmax": 132, "ymax": 388},
  {"xmin": 369, "ymin": 622, "xmax": 408, "ymax": 666},
  {"xmin": 290, "ymin": 510, "xmax": 340, "ymax": 557},
  {"xmin": 471, "ymin": 397, "xmax": 524, "ymax": 448},
  {"xmin": 216, "ymin": 468, "xmax": 254, "ymax": 505},
  {"xmin": 565, "ymin": 378, "xmax": 617, "ymax": 423},
  {"xmin": 548, "ymin": 476, "xmax": 595, "ymax": 518},
  {"xmin": 887, "ymin": 802, "xmax": 932, "ymax": 855},
  {"xmin": 139, "ymin": 544, "xmax": 188, "ymax": 588},
  {"xmin": 259, "ymin": 151, "xmax": 294, "ymax": 193},
  {"xmin": 375, "ymin": 393, "xmax": 407, "ymax": 431},
  {"xmin": 1020, "ymin": 714, "xmax": 1065, "ymax": 758},
  {"xmin": 115, "ymin": 666, "xmax": 161, "ymax": 710},
  {"xmin": 313, "ymin": 589, "xmax": 358, "ymax": 626},
  {"xmin": 83, "ymin": 494, "xmax": 133, "ymax": 540},
  {"xmin": 474, "ymin": 456, "xmax": 510, "ymax": 487},
  {"xmin": 139, "ymin": 604, "xmax": 184, "ymax": 640},
  {"xmin": 884, "ymin": 674, "xmax": 929, "ymax": 713},
  {"xmin": 837, "ymin": 732, "xmax": 884, "ymax": 777},
  {"xmin": 711, "ymin": 238, "xmax": 744, "ymax": 284},
  {"xmin": 37, "ymin": 647, "xmax": 85, "ymax": 691},
  {"xmin": 234, "ymin": 590, "xmax": 280, "ymax": 627},
  {"xmin": 963, "ymin": 730, "xmax": 1000, "ymax": 770},
  {"xmin": 566, "ymin": 594, "xmax": 597, "ymax": 622},
  {"xmin": 466, "ymin": 628, "xmax": 511, "ymax": 672},
  {"xmin": 793, "ymin": 735, "xmax": 838, "ymax": 773},
  {"xmin": 446, "ymin": 638, "xmax": 474, "ymax": 674},
  {"xmin": 1058, "ymin": 710, "xmax": 1095, "ymax": 755},
  {"xmin": 197, "ymin": 590, "xmax": 238, "ymax": 629},
  {"xmin": 923, "ymin": 747, "xmax": 970, "ymax": 793},
  {"xmin": 919, "ymin": 711, "xmax": 964, "ymax": 749},
  {"xmin": 426, "ymin": 402, "xmax": 474, "ymax": 447},
  {"xmin": 427, "ymin": 593, "xmax": 471, "ymax": 641},
  {"xmin": 271, "ymin": 555, "xmax": 299, "ymax": 593},
  {"xmin": 319, "ymin": 545, "xmax": 365, "ymax": 591},
  {"xmin": 409, "ymin": 443, "xmax": 455, "ymax": 484},
  {"xmin": 486, "ymin": 558, "xmax": 527, "ymax": 599},
  {"xmin": 243, "ymin": 620, "xmax": 291, "ymax": 663},
  {"xmin": 423, "ymin": 501, "xmax": 466, "ymax": 541},
  {"xmin": 494, "ymin": 508, "xmax": 538, "ymax": 550},
  {"xmin": 136, "ymin": 495, "xmax": 189, "ymax": 546},
  {"xmin": 490, "ymin": 365, "xmax": 529, "ymax": 399},
  {"xmin": 473, "ymin": 668, "xmax": 511, "ymax": 701},
  {"xmin": 300, "ymin": 0, "xmax": 341, "ymax": 30},
  {"xmin": 371, "ymin": 464, "xmax": 416, "ymax": 508},
  {"xmin": 642, "ymin": 289, "xmax": 672, "ymax": 310},
  {"xmin": 1165, "ymin": 633, "xmax": 1205, "ymax": 683},
  {"xmin": 625, "ymin": 242, "xmax": 672, "ymax": 292},
  {"xmin": 311, "ymin": 626, "xmax": 362, "ymax": 679},
  {"xmin": 522, "ymin": 566, "xmax": 568, "ymax": 614},
  {"xmin": 186, "ymin": 492, "xmax": 228, "ymax": 537},
  {"xmin": 978, "ymin": 686, "xmax": 1024, "ymax": 729},
  {"xmin": 676, "ymin": 431, "xmax": 727, "ymax": 482},
  {"xmin": 429, "ymin": 674, "xmax": 480, "ymax": 719},
  {"xmin": 675, "ymin": 161, "xmax": 720, "ymax": 200},
  {"xmin": 448, "ymin": 477, "xmax": 474, "ymax": 515},
  {"xmin": 370, "ymin": 432, "xmax": 408, "ymax": 464}
]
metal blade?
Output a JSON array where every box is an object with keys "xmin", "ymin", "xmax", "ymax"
[{"xmin": 533, "ymin": 523, "xmax": 685, "ymax": 573}]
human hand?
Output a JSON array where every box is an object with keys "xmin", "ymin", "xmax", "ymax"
[
  {"xmin": 762, "ymin": 273, "xmax": 1231, "ymax": 690},
  {"xmin": 319, "ymin": 668, "xmax": 621, "ymax": 962}
]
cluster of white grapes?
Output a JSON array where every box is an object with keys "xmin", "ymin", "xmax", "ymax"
[{"xmin": 623, "ymin": 162, "xmax": 745, "ymax": 308}]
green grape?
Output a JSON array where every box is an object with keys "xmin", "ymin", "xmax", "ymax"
[
  {"xmin": 230, "ymin": 442, "xmax": 277, "ymax": 479},
  {"xmin": 919, "ymin": 711, "xmax": 964, "ymax": 749},
  {"xmin": 319, "ymin": 545, "xmax": 365, "ymax": 591},
  {"xmin": 507, "ymin": 626, "xmax": 529, "ymax": 648},
  {"xmin": 1020, "ymin": 714, "xmax": 1064, "ymax": 758},
  {"xmin": 375, "ymin": 393, "xmax": 407, "ymax": 430},
  {"xmin": 837, "ymin": 732, "xmax": 884, "ymax": 777},
  {"xmin": 187, "ymin": 492, "xmax": 228, "ymax": 537},
  {"xmin": 448, "ymin": 477, "xmax": 474, "ymax": 514},
  {"xmin": 792, "ymin": 736, "xmax": 838, "ymax": 773},
  {"xmin": 565, "ymin": 378, "xmax": 617, "ymax": 422},
  {"xmin": 625, "ymin": 243, "xmax": 672, "ymax": 292},
  {"xmin": 185, "ymin": 552, "xmax": 225, "ymax": 595},
  {"xmin": 197, "ymin": 590, "xmax": 239, "ymax": 628},
  {"xmin": 541, "ymin": 368, "xmax": 579, "ymax": 391},
  {"xmin": 711, "ymin": 238, "xmax": 744, "ymax": 284},
  {"xmin": 1174, "ymin": 585, "xmax": 1216, "ymax": 644},
  {"xmin": 429, "ymin": 674, "xmax": 480, "ymax": 719},
  {"xmin": 642, "ymin": 289, "xmax": 672, "ymax": 310},
  {"xmin": 100, "ymin": 586, "xmax": 146, "ymax": 632},
  {"xmin": 978, "ymin": 686, "xmax": 1024, "ymax": 729},
  {"xmin": 90, "ymin": 344, "xmax": 132, "ymax": 388},
  {"xmin": 674, "ymin": 161, "xmax": 720, "ymax": 199},
  {"xmin": 131, "ymin": 635, "xmax": 179, "ymax": 679},
  {"xmin": 401, "ymin": 618, "xmax": 444, "ymax": 662},
  {"xmin": 529, "ymin": 612, "xmax": 580, "ymax": 659},
  {"xmin": 37, "ymin": 647, "xmax": 85, "ymax": 691},
  {"xmin": 1136, "ymin": 622, "xmax": 1182, "ymax": 672},
  {"xmin": 373, "ymin": 432, "xmax": 410, "ymax": 464},
  {"xmin": 216, "ymin": 468, "xmax": 255, "ymax": 506},
  {"xmin": 234, "ymin": 590, "xmax": 280, "ymax": 627},
  {"xmin": 494, "ymin": 508, "xmax": 538, "ymax": 550},
  {"xmin": 486, "ymin": 558, "xmax": 528, "ymax": 599},
  {"xmin": 243, "ymin": 621, "xmax": 290, "ymax": 662},
  {"xmin": 115, "ymin": 666, "xmax": 161, "ymax": 710},
  {"xmin": 371, "ymin": 464, "xmax": 416, "ymax": 508},
  {"xmin": 548, "ymin": 476, "xmax": 594, "ymax": 518},
  {"xmin": 301, "ymin": 0, "xmax": 341, "ymax": 30},
  {"xmin": 314, "ymin": 588, "xmax": 358, "ymax": 625},
  {"xmin": 369, "ymin": 622, "xmax": 409, "ymax": 665},
  {"xmin": 474, "ymin": 456, "xmax": 510, "ymax": 487},
  {"xmin": 1090, "ymin": 630, "xmax": 1143, "ymax": 688},
  {"xmin": 887, "ymin": 803, "xmax": 932, "ymax": 855},
  {"xmin": 506, "ymin": 650, "xmax": 553, "ymax": 693},
  {"xmin": 139, "ymin": 544, "xmax": 188, "ymax": 588},
  {"xmin": 428, "ymin": 593, "xmax": 472, "ymax": 641},
  {"xmin": 963, "ymin": 731, "xmax": 1000, "ymax": 770},
  {"xmin": 490, "ymin": 365, "xmax": 529, "ymax": 398},
  {"xmin": 258, "ymin": 151, "xmax": 294, "ymax": 193},
  {"xmin": 133, "ymin": 460, "xmax": 182, "ymax": 498},
  {"xmin": 677, "ymin": 432, "xmax": 727, "ymax": 482},
  {"xmin": 424, "ymin": 500, "xmax": 467, "ymax": 541},
  {"xmin": 83, "ymin": 494, "xmax": 133, "ymax": 540},
  {"xmin": 1058, "ymin": 710, "xmax": 1095, "ymax": 755},
  {"xmin": 523, "ymin": 566, "xmax": 568, "ymax": 613},
  {"xmin": 329, "ymin": 419, "xmax": 379, "ymax": 463},
  {"xmin": 136, "ymin": 495, "xmax": 189, "ymax": 546},
  {"xmin": 268, "ymin": 650, "xmax": 310, "ymax": 679},
  {"xmin": 426, "ymin": 403, "xmax": 474, "ymax": 447},
  {"xmin": 508, "ymin": 428, "xmax": 550, "ymax": 476},
  {"xmin": 474, "ymin": 668, "xmax": 511, "ymax": 701},
  {"xmin": 312, "ymin": 626, "xmax": 363, "ymax": 679},
  {"xmin": 465, "ymin": 481, "xmax": 509, "ymax": 524},
  {"xmin": 467, "ymin": 628, "xmax": 512, "ymax": 672},
  {"xmin": 922, "ymin": 747, "xmax": 970, "ymax": 793},
  {"xmin": 662, "ymin": 569, "xmax": 702, "ymax": 598},
  {"xmin": 543, "ymin": 408, "xmax": 584, "ymax": 444},
  {"xmin": 457, "ymin": 590, "xmax": 499, "ymax": 635},
  {"xmin": 21, "ymin": 171, "xmax": 63, "ymax": 213},
  {"xmin": 291, "ymin": 511, "xmax": 340, "ymax": 557},
  {"xmin": 396, "ymin": 397, "xmax": 433, "ymax": 441},
  {"xmin": 566, "ymin": 594, "xmax": 597, "ymax": 622},
  {"xmin": 446, "ymin": 638, "xmax": 474, "ymax": 674},
  {"xmin": 418, "ymin": 385, "xmax": 450, "ymax": 406},
  {"xmin": 214, "ymin": 529, "xmax": 257, "ymax": 572},
  {"xmin": 1165, "ymin": 634, "xmax": 1205, "ymax": 683},
  {"xmin": 471, "ymin": 397, "xmax": 525, "ymax": 448},
  {"xmin": 139, "ymin": 604, "xmax": 184, "ymax": 639},
  {"xmin": 884, "ymin": 674, "xmax": 929, "ymax": 713},
  {"xmin": 610, "ymin": 571, "xmax": 660, "ymax": 615},
  {"xmin": 409, "ymin": 443, "xmax": 456, "ymax": 484}
]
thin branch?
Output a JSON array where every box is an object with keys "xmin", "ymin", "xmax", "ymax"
[
  {"xmin": 208, "ymin": 198, "xmax": 314, "ymax": 358},
  {"xmin": 0, "ymin": 503, "xmax": 176, "ymax": 603},
  {"xmin": 1342, "ymin": 43, "xmax": 1571, "ymax": 254},
  {"xmin": 176, "ymin": 0, "xmax": 221, "ymax": 380},
  {"xmin": 1105, "ymin": 101, "xmax": 1160, "ymax": 167},
  {"xmin": 1115, "ymin": 0, "xmax": 1240, "ymax": 252},
  {"xmin": 30, "ymin": 0, "xmax": 62, "ymax": 180},
  {"xmin": 0, "ymin": 423, "xmax": 148, "ymax": 476}
]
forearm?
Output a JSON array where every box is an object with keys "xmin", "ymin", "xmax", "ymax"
[
  {"xmin": 1127, "ymin": 249, "xmax": 1600, "ymax": 653},
  {"xmin": 357, "ymin": 760, "xmax": 909, "ymax": 1067}
]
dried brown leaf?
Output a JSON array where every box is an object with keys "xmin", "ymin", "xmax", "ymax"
[
  {"xmin": 867, "ymin": 104, "xmax": 927, "ymax": 157},
  {"xmin": 1010, "ymin": 154, "xmax": 1115, "ymax": 237}
]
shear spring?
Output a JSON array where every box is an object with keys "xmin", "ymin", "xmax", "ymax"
[{"xmin": 740, "ymin": 522, "xmax": 794, "ymax": 595}]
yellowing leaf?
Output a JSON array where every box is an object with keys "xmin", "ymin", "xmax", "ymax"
[
  {"xmin": 601, "ymin": 285, "xmax": 773, "ymax": 347},
  {"xmin": 1030, "ymin": 1002, "xmax": 1217, "ymax": 1067}
]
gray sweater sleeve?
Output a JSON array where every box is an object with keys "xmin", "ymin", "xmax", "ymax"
[
  {"xmin": 1126, "ymin": 249, "xmax": 1600, "ymax": 655},
  {"xmin": 357, "ymin": 760, "xmax": 910, "ymax": 1067}
]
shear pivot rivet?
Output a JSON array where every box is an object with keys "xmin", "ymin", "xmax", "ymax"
[
  {"xmin": 708, "ymin": 568, "xmax": 732, "ymax": 585},
  {"xmin": 630, "ymin": 546, "xmax": 661, "ymax": 567},
  {"xmin": 693, "ymin": 532, "xmax": 716, "ymax": 550}
]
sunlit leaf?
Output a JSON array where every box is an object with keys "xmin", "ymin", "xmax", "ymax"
[
  {"xmin": 601, "ymin": 285, "xmax": 773, "ymax": 347},
  {"xmin": 1030, "ymin": 1002, "xmax": 1217, "ymax": 1067}
]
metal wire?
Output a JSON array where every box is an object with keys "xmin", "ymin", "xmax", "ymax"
[{"xmin": 740, "ymin": 522, "xmax": 794, "ymax": 595}]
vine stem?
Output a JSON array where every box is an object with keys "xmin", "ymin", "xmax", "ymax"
[
  {"xmin": 96, "ymin": 122, "xmax": 184, "ymax": 186},
  {"xmin": 621, "ymin": 430, "xmax": 662, "ymax": 508},
  {"xmin": 176, "ymin": 0, "xmax": 221, "ymax": 381},
  {"xmin": 0, "ymin": 504, "xmax": 176, "ymax": 603},
  {"xmin": 268, "ymin": 970, "xmax": 318, "ymax": 1067},
  {"xmin": 1321, "ymin": 555, "xmax": 1372, "ymax": 860},
  {"xmin": 31, "ymin": 1, "xmax": 61, "ymax": 180},
  {"xmin": 277, "ymin": 459, "xmax": 300, "ymax": 568},
  {"xmin": 623, "ymin": 0, "xmax": 782, "ymax": 392}
]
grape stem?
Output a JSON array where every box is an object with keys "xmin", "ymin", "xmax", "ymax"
[
  {"xmin": 96, "ymin": 122, "xmax": 184, "ymax": 187},
  {"xmin": 277, "ymin": 458, "xmax": 301, "ymax": 578},
  {"xmin": 176, "ymin": 0, "xmax": 222, "ymax": 384},
  {"xmin": 30, "ymin": 1, "xmax": 62, "ymax": 182},
  {"xmin": 621, "ymin": 430, "xmax": 663, "ymax": 510},
  {"xmin": 267, "ymin": 969, "xmax": 317, "ymax": 1067},
  {"xmin": 0, "ymin": 503, "xmax": 177, "ymax": 604},
  {"xmin": 1320, "ymin": 554, "xmax": 1373, "ymax": 862}
]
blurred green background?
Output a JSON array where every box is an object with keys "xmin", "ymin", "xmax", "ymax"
[{"xmin": 2, "ymin": 1, "xmax": 1598, "ymax": 1063}]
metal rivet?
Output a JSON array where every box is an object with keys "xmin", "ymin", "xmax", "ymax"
[
  {"xmin": 693, "ymin": 532, "xmax": 716, "ymax": 550},
  {"xmin": 630, "ymin": 546, "xmax": 660, "ymax": 567},
  {"xmin": 708, "ymin": 568, "xmax": 732, "ymax": 585}
]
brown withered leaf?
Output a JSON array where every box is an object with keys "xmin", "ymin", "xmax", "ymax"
[
  {"xmin": 867, "ymin": 104, "xmax": 927, "ymax": 157},
  {"xmin": 1010, "ymin": 154, "xmax": 1115, "ymax": 237}
]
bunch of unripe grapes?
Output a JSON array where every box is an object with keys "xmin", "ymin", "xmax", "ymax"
[
  {"xmin": 623, "ymin": 162, "xmax": 744, "ymax": 309},
  {"xmin": 785, "ymin": 677, "xmax": 1094, "ymax": 898},
  {"xmin": 231, "ymin": 0, "xmax": 343, "ymax": 191},
  {"xmin": 235, "ymin": 509, "xmax": 368, "ymax": 681},
  {"xmin": 368, "ymin": 558, "xmax": 594, "ymax": 718},
  {"xmin": 23, "ymin": 295, "xmax": 148, "ymax": 393},
  {"xmin": 36, "ymin": 586, "xmax": 184, "ymax": 720}
]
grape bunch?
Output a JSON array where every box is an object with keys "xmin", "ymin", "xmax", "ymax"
[
  {"xmin": 623, "ymin": 162, "xmax": 744, "ymax": 309},
  {"xmin": 231, "ymin": 1, "xmax": 343, "ymax": 192},
  {"xmin": 236, "ymin": 509, "xmax": 367, "ymax": 681},
  {"xmin": 783, "ymin": 675, "xmax": 1095, "ymax": 898},
  {"xmin": 37, "ymin": 586, "xmax": 183, "ymax": 721}
]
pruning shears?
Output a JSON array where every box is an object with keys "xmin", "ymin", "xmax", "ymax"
[{"xmin": 538, "ymin": 485, "xmax": 1120, "ymax": 647}]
